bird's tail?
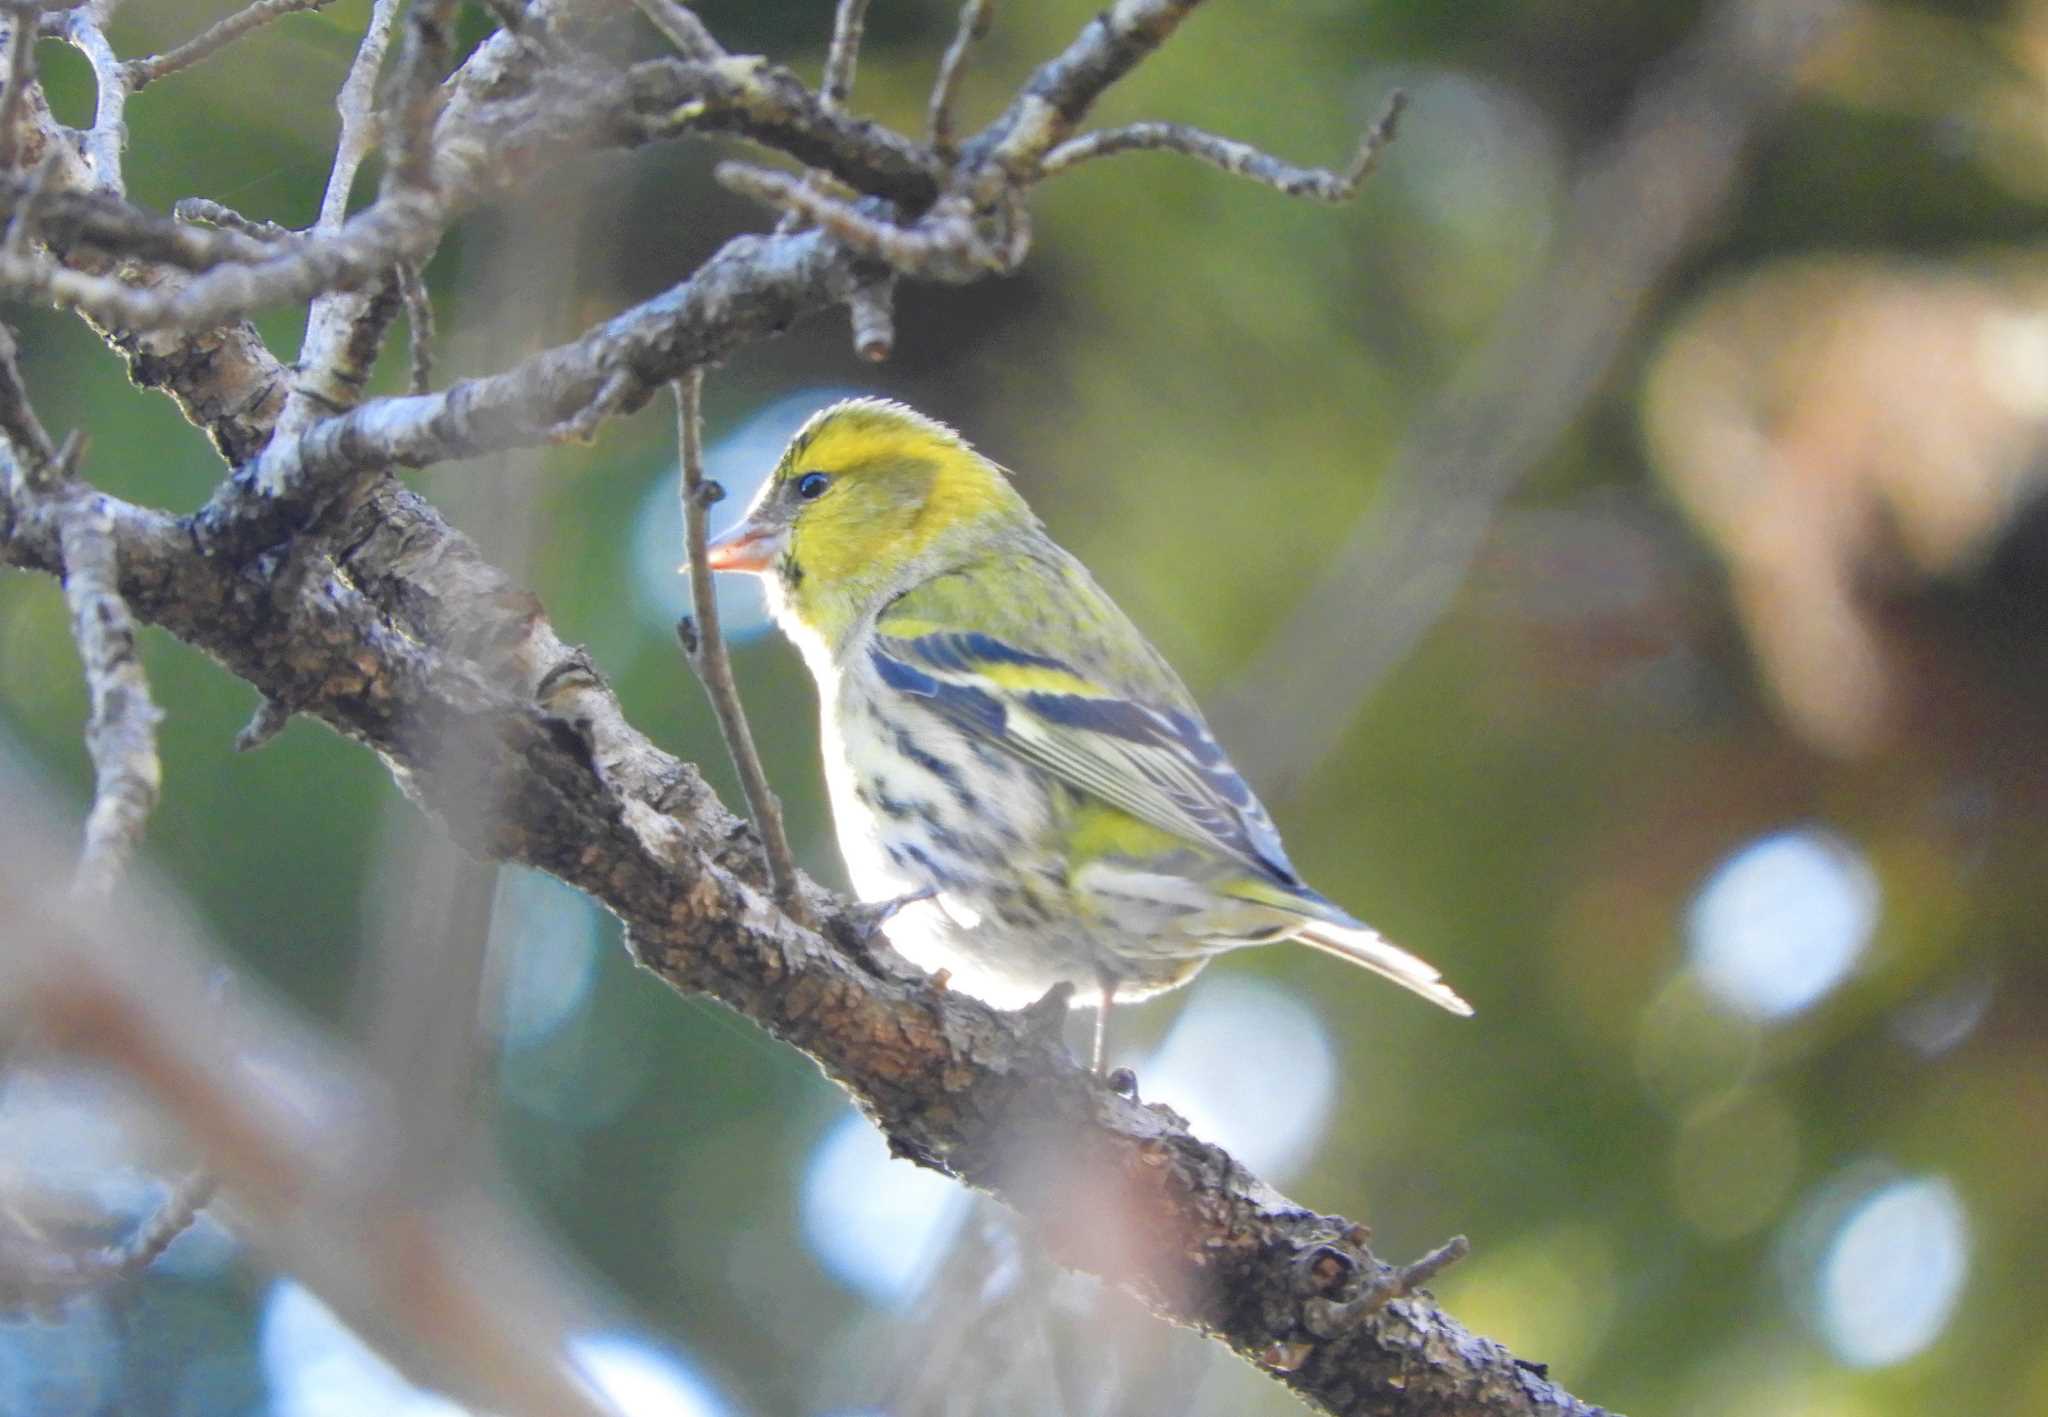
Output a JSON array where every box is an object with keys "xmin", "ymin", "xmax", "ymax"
[{"xmin": 1295, "ymin": 919, "xmax": 1474, "ymax": 1017}]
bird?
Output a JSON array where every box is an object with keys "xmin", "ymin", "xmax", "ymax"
[{"xmin": 702, "ymin": 398, "xmax": 1471, "ymax": 1070}]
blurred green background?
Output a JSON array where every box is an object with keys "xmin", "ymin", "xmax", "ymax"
[{"xmin": 4, "ymin": 1, "xmax": 2048, "ymax": 1414}]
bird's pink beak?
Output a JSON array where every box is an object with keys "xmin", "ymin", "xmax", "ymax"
[{"xmin": 702, "ymin": 515, "xmax": 785, "ymax": 574}]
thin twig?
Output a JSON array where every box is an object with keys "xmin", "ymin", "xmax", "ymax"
[
  {"xmin": 0, "ymin": 318, "xmax": 57, "ymax": 484},
  {"xmin": 63, "ymin": 3, "xmax": 127, "ymax": 197},
  {"xmin": 770, "ymin": 0, "xmax": 870, "ymax": 241},
  {"xmin": 0, "ymin": 1167, "xmax": 218, "ymax": 1311},
  {"xmin": 820, "ymin": 0, "xmax": 869, "ymax": 112},
  {"xmin": 847, "ymin": 272, "xmax": 894, "ymax": 361},
  {"xmin": 672, "ymin": 369, "xmax": 807, "ymax": 924},
  {"xmin": 717, "ymin": 161, "xmax": 1005, "ymax": 281},
  {"xmin": 1040, "ymin": 90, "xmax": 1408, "ymax": 201},
  {"xmin": 281, "ymin": 0, "xmax": 406, "ymax": 440},
  {"xmin": 234, "ymin": 694, "xmax": 293, "ymax": 751},
  {"xmin": 0, "ymin": 2, "xmax": 38, "ymax": 170},
  {"xmin": 318, "ymin": 0, "xmax": 402, "ymax": 232},
  {"xmin": 1303, "ymin": 1235, "xmax": 1472, "ymax": 1337},
  {"xmin": 103, "ymin": 1170, "xmax": 218, "ymax": 1275},
  {"xmin": 398, "ymin": 258, "xmax": 433, "ymax": 393},
  {"xmin": 1, "ymin": 152, "xmax": 55, "ymax": 256},
  {"xmin": 384, "ymin": 0, "xmax": 458, "ymax": 190},
  {"xmin": 631, "ymin": 0, "xmax": 720, "ymax": 61},
  {"xmin": 61, "ymin": 490, "xmax": 166, "ymax": 902},
  {"xmin": 121, "ymin": 0, "xmax": 338, "ymax": 92},
  {"xmin": 172, "ymin": 196, "xmax": 297, "ymax": 245},
  {"xmin": 927, "ymin": 0, "xmax": 992, "ymax": 159}
]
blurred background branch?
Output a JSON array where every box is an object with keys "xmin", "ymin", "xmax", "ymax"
[{"xmin": 1215, "ymin": 0, "xmax": 1848, "ymax": 786}]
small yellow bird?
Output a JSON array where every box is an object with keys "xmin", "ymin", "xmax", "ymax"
[{"xmin": 706, "ymin": 399, "xmax": 1470, "ymax": 1068}]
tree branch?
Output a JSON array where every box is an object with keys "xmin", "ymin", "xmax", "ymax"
[
  {"xmin": 121, "ymin": 0, "xmax": 338, "ymax": 92},
  {"xmin": 820, "ymin": 0, "xmax": 870, "ymax": 113},
  {"xmin": 673, "ymin": 368, "xmax": 807, "ymax": 923},
  {"xmin": 1, "ymin": 461, "xmax": 1613, "ymax": 1415},
  {"xmin": 1039, "ymin": 91, "xmax": 1407, "ymax": 201},
  {"xmin": 928, "ymin": 0, "xmax": 994, "ymax": 159}
]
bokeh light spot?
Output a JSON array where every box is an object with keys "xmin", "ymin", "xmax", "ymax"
[
  {"xmin": 262, "ymin": 1281, "xmax": 466, "ymax": 1417},
  {"xmin": 264, "ymin": 1284, "xmax": 731, "ymax": 1417},
  {"xmin": 486, "ymin": 868, "xmax": 603, "ymax": 1050},
  {"xmin": 1687, "ymin": 828, "xmax": 1879, "ymax": 1021},
  {"xmin": 1128, "ymin": 975, "xmax": 1337, "ymax": 1183},
  {"xmin": 1816, "ymin": 1176, "xmax": 1969, "ymax": 1367},
  {"xmin": 1889, "ymin": 969, "xmax": 1994, "ymax": 1058},
  {"xmin": 800, "ymin": 1110, "xmax": 970, "ymax": 1307},
  {"xmin": 571, "ymin": 1333, "xmax": 730, "ymax": 1417}
]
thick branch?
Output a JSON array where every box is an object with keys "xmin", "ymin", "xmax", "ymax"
[
  {"xmin": 0, "ymin": 469, "xmax": 1612, "ymax": 1417},
  {"xmin": 191, "ymin": 225, "xmax": 872, "ymax": 557}
]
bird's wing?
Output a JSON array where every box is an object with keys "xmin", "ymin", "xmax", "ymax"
[{"xmin": 870, "ymin": 555, "xmax": 1302, "ymax": 889}]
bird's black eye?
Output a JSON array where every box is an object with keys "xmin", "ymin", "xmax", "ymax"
[{"xmin": 795, "ymin": 471, "xmax": 831, "ymax": 501}]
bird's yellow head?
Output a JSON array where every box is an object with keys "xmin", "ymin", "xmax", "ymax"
[{"xmin": 705, "ymin": 398, "xmax": 1030, "ymax": 649}]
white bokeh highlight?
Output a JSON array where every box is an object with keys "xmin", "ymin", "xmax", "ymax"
[
  {"xmin": 797, "ymin": 974, "xmax": 1338, "ymax": 1310},
  {"xmin": 1687, "ymin": 827, "xmax": 1879, "ymax": 1021},
  {"xmin": 799, "ymin": 1110, "xmax": 971, "ymax": 1308},
  {"xmin": 571, "ymin": 1333, "xmax": 731, "ymax": 1417},
  {"xmin": 262, "ymin": 1282, "xmax": 464, "ymax": 1417},
  {"xmin": 1816, "ymin": 1176, "xmax": 1970, "ymax": 1368},
  {"xmin": 262, "ymin": 1281, "xmax": 732, "ymax": 1417},
  {"xmin": 1122, "ymin": 975, "xmax": 1337, "ymax": 1183},
  {"xmin": 487, "ymin": 868, "xmax": 604, "ymax": 1050}
]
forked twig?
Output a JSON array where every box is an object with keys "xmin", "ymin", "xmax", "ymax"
[
  {"xmin": 385, "ymin": 0, "xmax": 459, "ymax": 190},
  {"xmin": 172, "ymin": 196, "xmax": 298, "ymax": 245},
  {"xmin": 820, "ymin": 0, "xmax": 871, "ymax": 112},
  {"xmin": 928, "ymin": 0, "xmax": 993, "ymax": 158},
  {"xmin": 122, "ymin": 0, "xmax": 338, "ymax": 92},
  {"xmin": 632, "ymin": 0, "xmax": 721, "ymax": 62},
  {"xmin": 1040, "ymin": 90, "xmax": 1408, "ymax": 201},
  {"xmin": 63, "ymin": 3, "xmax": 129, "ymax": 197},
  {"xmin": 717, "ymin": 161, "xmax": 1006, "ymax": 281},
  {"xmin": 672, "ymin": 369, "xmax": 808, "ymax": 924}
]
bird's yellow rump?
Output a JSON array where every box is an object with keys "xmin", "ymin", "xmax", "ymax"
[{"xmin": 705, "ymin": 398, "xmax": 1470, "ymax": 1066}]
